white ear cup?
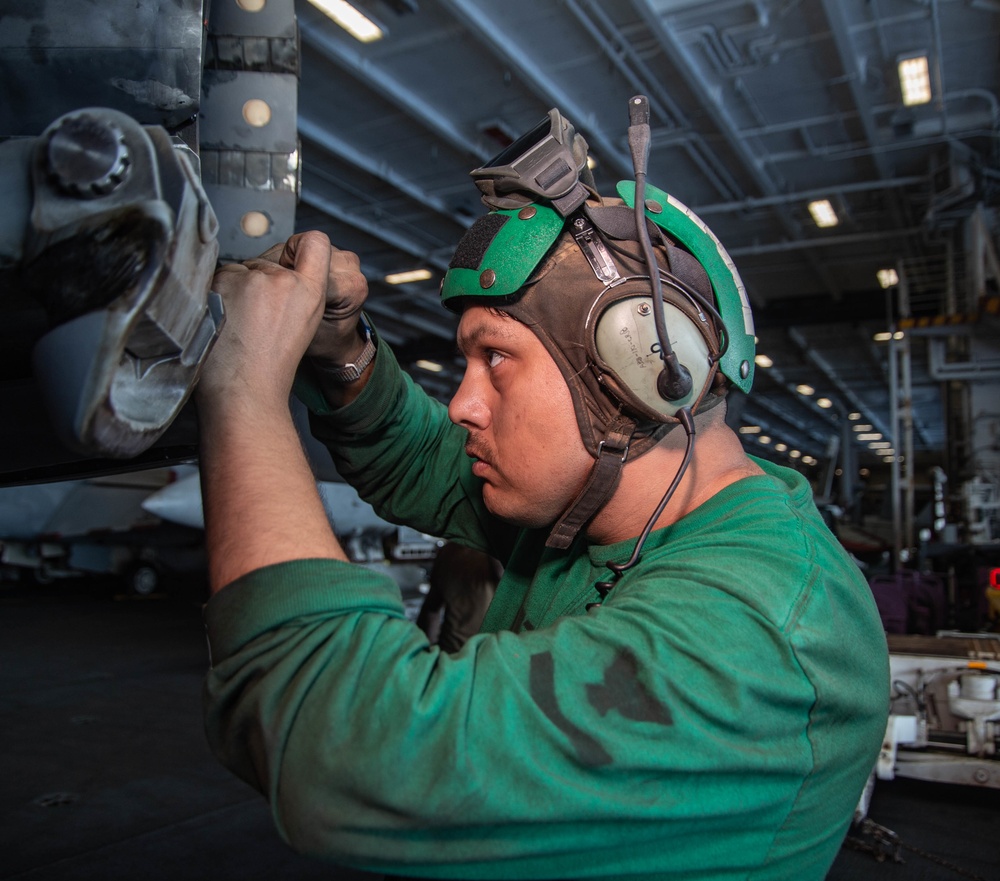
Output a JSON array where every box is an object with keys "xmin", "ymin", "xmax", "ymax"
[{"xmin": 594, "ymin": 295, "xmax": 712, "ymax": 418}]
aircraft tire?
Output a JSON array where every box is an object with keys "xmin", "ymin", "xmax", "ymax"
[{"xmin": 125, "ymin": 562, "xmax": 160, "ymax": 596}]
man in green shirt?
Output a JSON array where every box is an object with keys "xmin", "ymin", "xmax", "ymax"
[{"xmin": 197, "ymin": 105, "xmax": 889, "ymax": 880}]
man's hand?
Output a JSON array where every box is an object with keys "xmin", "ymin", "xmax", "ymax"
[
  {"xmin": 196, "ymin": 230, "xmax": 352, "ymax": 590},
  {"xmin": 198, "ymin": 231, "xmax": 334, "ymax": 409},
  {"xmin": 258, "ymin": 235, "xmax": 370, "ymax": 365}
]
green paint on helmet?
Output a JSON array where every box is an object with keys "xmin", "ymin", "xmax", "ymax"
[{"xmin": 440, "ymin": 205, "xmax": 565, "ymax": 308}]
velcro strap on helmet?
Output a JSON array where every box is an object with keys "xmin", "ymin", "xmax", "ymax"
[{"xmin": 545, "ymin": 415, "xmax": 636, "ymax": 550}]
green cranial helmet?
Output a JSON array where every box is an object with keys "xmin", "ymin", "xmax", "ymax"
[
  {"xmin": 440, "ymin": 103, "xmax": 756, "ymax": 550},
  {"xmin": 441, "ymin": 181, "xmax": 755, "ymax": 398}
]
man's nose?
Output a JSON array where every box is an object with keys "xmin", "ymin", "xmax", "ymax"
[{"xmin": 448, "ymin": 370, "xmax": 489, "ymax": 429}]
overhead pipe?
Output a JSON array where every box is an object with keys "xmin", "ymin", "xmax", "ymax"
[
  {"xmin": 694, "ymin": 176, "xmax": 926, "ymax": 215},
  {"xmin": 437, "ymin": 0, "xmax": 635, "ymax": 180},
  {"xmin": 728, "ymin": 227, "xmax": 922, "ymax": 256},
  {"xmin": 298, "ymin": 18, "xmax": 491, "ymax": 163},
  {"xmin": 564, "ymin": 0, "xmax": 743, "ymax": 200},
  {"xmin": 786, "ymin": 326, "xmax": 896, "ymax": 443},
  {"xmin": 300, "ymin": 186, "xmax": 452, "ymax": 274},
  {"xmin": 759, "ymin": 111, "xmax": 998, "ymax": 165},
  {"xmin": 630, "ymin": 0, "xmax": 843, "ymax": 300},
  {"xmin": 298, "ymin": 116, "xmax": 473, "ymax": 230}
]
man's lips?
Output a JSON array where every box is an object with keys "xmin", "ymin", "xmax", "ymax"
[{"xmin": 465, "ymin": 442, "xmax": 494, "ymax": 477}]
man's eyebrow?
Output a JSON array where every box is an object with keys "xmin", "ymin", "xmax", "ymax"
[{"xmin": 456, "ymin": 320, "xmax": 519, "ymax": 354}]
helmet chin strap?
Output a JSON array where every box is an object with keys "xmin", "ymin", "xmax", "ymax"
[
  {"xmin": 600, "ymin": 407, "xmax": 696, "ymax": 587},
  {"xmin": 544, "ymin": 212, "xmax": 658, "ymax": 550},
  {"xmin": 545, "ymin": 414, "xmax": 636, "ymax": 550}
]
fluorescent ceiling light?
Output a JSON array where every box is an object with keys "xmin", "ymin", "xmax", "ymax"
[
  {"xmin": 877, "ymin": 268, "xmax": 899, "ymax": 288},
  {"xmin": 308, "ymin": 0, "xmax": 384, "ymax": 42},
  {"xmin": 789, "ymin": 450, "xmax": 802, "ymax": 459},
  {"xmin": 898, "ymin": 55, "xmax": 932, "ymax": 106},
  {"xmin": 754, "ymin": 354, "xmax": 773, "ymax": 368},
  {"xmin": 853, "ymin": 424, "xmax": 873, "ymax": 432},
  {"xmin": 817, "ymin": 397, "xmax": 833, "ymax": 409},
  {"xmin": 739, "ymin": 425, "xmax": 763, "ymax": 434},
  {"xmin": 758, "ymin": 435, "xmax": 772, "ymax": 444},
  {"xmin": 796, "ymin": 384, "xmax": 815, "ymax": 396},
  {"xmin": 775, "ymin": 443, "xmax": 788, "ymax": 452},
  {"xmin": 873, "ymin": 331, "xmax": 893, "ymax": 342},
  {"xmin": 848, "ymin": 412, "xmax": 862, "ymax": 420},
  {"xmin": 384, "ymin": 268, "xmax": 432, "ymax": 285},
  {"xmin": 857, "ymin": 433, "xmax": 883, "ymax": 441},
  {"xmin": 416, "ymin": 359, "xmax": 443, "ymax": 373},
  {"xmin": 808, "ymin": 200, "xmax": 839, "ymax": 228}
]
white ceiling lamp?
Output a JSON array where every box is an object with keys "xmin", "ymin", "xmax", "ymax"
[
  {"xmin": 898, "ymin": 55, "xmax": 932, "ymax": 106},
  {"xmin": 877, "ymin": 268, "xmax": 899, "ymax": 288},
  {"xmin": 808, "ymin": 199, "xmax": 839, "ymax": 228},
  {"xmin": 308, "ymin": 0, "xmax": 385, "ymax": 42},
  {"xmin": 384, "ymin": 268, "xmax": 432, "ymax": 285}
]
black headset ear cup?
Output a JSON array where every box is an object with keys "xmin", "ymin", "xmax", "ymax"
[{"xmin": 590, "ymin": 287, "xmax": 720, "ymax": 421}]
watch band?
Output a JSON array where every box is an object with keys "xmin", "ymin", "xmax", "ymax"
[{"xmin": 315, "ymin": 321, "xmax": 377, "ymax": 384}]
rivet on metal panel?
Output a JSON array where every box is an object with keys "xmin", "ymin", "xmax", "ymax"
[
  {"xmin": 242, "ymin": 99, "xmax": 272, "ymax": 127},
  {"xmin": 241, "ymin": 211, "xmax": 271, "ymax": 238}
]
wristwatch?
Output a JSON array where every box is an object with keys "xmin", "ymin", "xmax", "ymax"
[{"xmin": 315, "ymin": 319, "xmax": 377, "ymax": 384}]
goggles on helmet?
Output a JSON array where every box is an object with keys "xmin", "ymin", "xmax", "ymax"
[{"xmin": 470, "ymin": 108, "xmax": 595, "ymax": 217}]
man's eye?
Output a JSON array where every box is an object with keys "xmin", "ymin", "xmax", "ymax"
[{"xmin": 486, "ymin": 350, "xmax": 505, "ymax": 368}]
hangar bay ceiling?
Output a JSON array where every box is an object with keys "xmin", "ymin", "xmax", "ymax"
[
  {"xmin": 290, "ymin": 0, "xmax": 999, "ymax": 496},
  {"xmin": 0, "ymin": 0, "xmax": 997, "ymax": 510}
]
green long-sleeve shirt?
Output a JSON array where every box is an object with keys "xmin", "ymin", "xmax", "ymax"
[{"xmin": 203, "ymin": 342, "xmax": 889, "ymax": 880}]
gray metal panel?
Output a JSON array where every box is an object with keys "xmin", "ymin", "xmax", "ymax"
[
  {"xmin": 199, "ymin": 72, "xmax": 298, "ymax": 152},
  {"xmin": 0, "ymin": 0, "xmax": 204, "ymax": 135}
]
